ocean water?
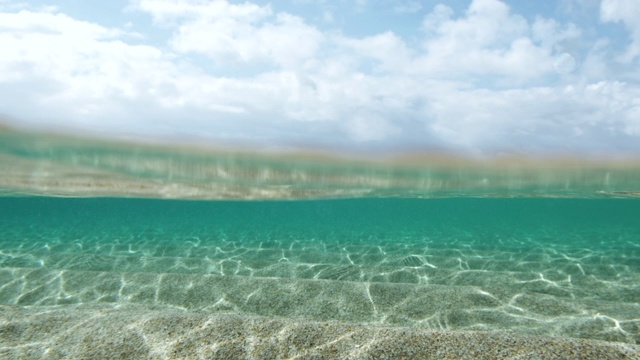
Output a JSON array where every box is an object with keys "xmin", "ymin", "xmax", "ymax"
[{"xmin": 1, "ymin": 129, "xmax": 640, "ymax": 348}]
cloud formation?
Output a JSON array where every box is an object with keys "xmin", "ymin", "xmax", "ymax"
[
  {"xmin": 600, "ymin": 0, "xmax": 640, "ymax": 62},
  {"xmin": 0, "ymin": 0, "xmax": 639, "ymax": 154}
]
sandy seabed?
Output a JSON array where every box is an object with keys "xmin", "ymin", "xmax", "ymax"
[{"xmin": 1, "ymin": 304, "xmax": 639, "ymax": 360}]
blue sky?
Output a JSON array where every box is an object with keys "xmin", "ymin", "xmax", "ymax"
[{"xmin": 1, "ymin": 0, "xmax": 640, "ymax": 155}]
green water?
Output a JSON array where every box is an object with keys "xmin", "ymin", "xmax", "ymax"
[{"xmin": 1, "ymin": 197, "xmax": 639, "ymax": 344}]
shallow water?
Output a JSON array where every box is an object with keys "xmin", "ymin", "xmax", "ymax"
[
  {"xmin": 1, "ymin": 197, "xmax": 639, "ymax": 344},
  {"xmin": 1, "ymin": 128, "xmax": 639, "ymax": 347}
]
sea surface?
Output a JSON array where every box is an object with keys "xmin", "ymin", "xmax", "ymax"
[{"xmin": 1, "ymin": 128, "xmax": 639, "ymax": 352}]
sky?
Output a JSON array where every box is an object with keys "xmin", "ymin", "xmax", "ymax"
[{"xmin": 1, "ymin": 0, "xmax": 640, "ymax": 155}]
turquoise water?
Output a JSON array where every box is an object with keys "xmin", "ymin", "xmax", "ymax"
[
  {"xmin": 1, "ymin": 197, "xmax": 639, "ymax": 344},
  {"xmin": 1, "ymin": 128, "xmax": 640, "ymax": 348}
]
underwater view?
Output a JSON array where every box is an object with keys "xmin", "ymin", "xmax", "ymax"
[
  {"xmin": 4, "ymin": 0, "xmax": 640, "ymax": 358},
  {"xmin": 1, "ymin": 128, "xmax": 639, "ymax": 359}
]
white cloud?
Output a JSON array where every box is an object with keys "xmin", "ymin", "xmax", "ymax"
[
  {"xmin": 131, "ymin": 0, "xmax": 323, "ymax": 68},
  {"xmin": 0, "ymin": 11, "xmax": 163, "ymax": 106},
  {"xmin": 0, "ymin": 8, "xmax": 255, "ymax": 134},
  {"xmin": 416, "ymin": 0, "xmax": 581, "ymax": 83},
  {"xmin": 531, "ymin": 17, "xmax": 581, "ymax": 49},
  {"xmin": 426, "ymin": 82, "xmax": 640, "ymax": 153},
  {"xmin": 554, "ymin": 53, "xmax": 576, "ymax": 74},
  {"xmin": 130, "ymin": 0, "xmax": 271, "ymax": 23},
  {"xmin": 172, "ymin": 13, "xmax": 323, "ymax": 68},
  {"xmin": 0, "ymin": 0, "xmax": 639, "ymax": 154},
  {"xmin": 600, "ymin": 0, "xmax": 640, "ymax": 62},
  {"xmin": 337, "ymin": 31, "xmax": 412, "ymax": 72}
]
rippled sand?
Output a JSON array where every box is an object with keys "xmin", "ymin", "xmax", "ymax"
[
  {"xmin": 2, "ymin": 304, "xmax": 639, "ymax": 359},
  {"xmin": 2, "ymin": 235, "xmax": 639, "ymax": 345}
]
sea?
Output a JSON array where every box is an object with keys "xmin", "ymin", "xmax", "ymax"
[{"xmin": 0, "ymin": 127, "xmax": 639, "ymax": 357}]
